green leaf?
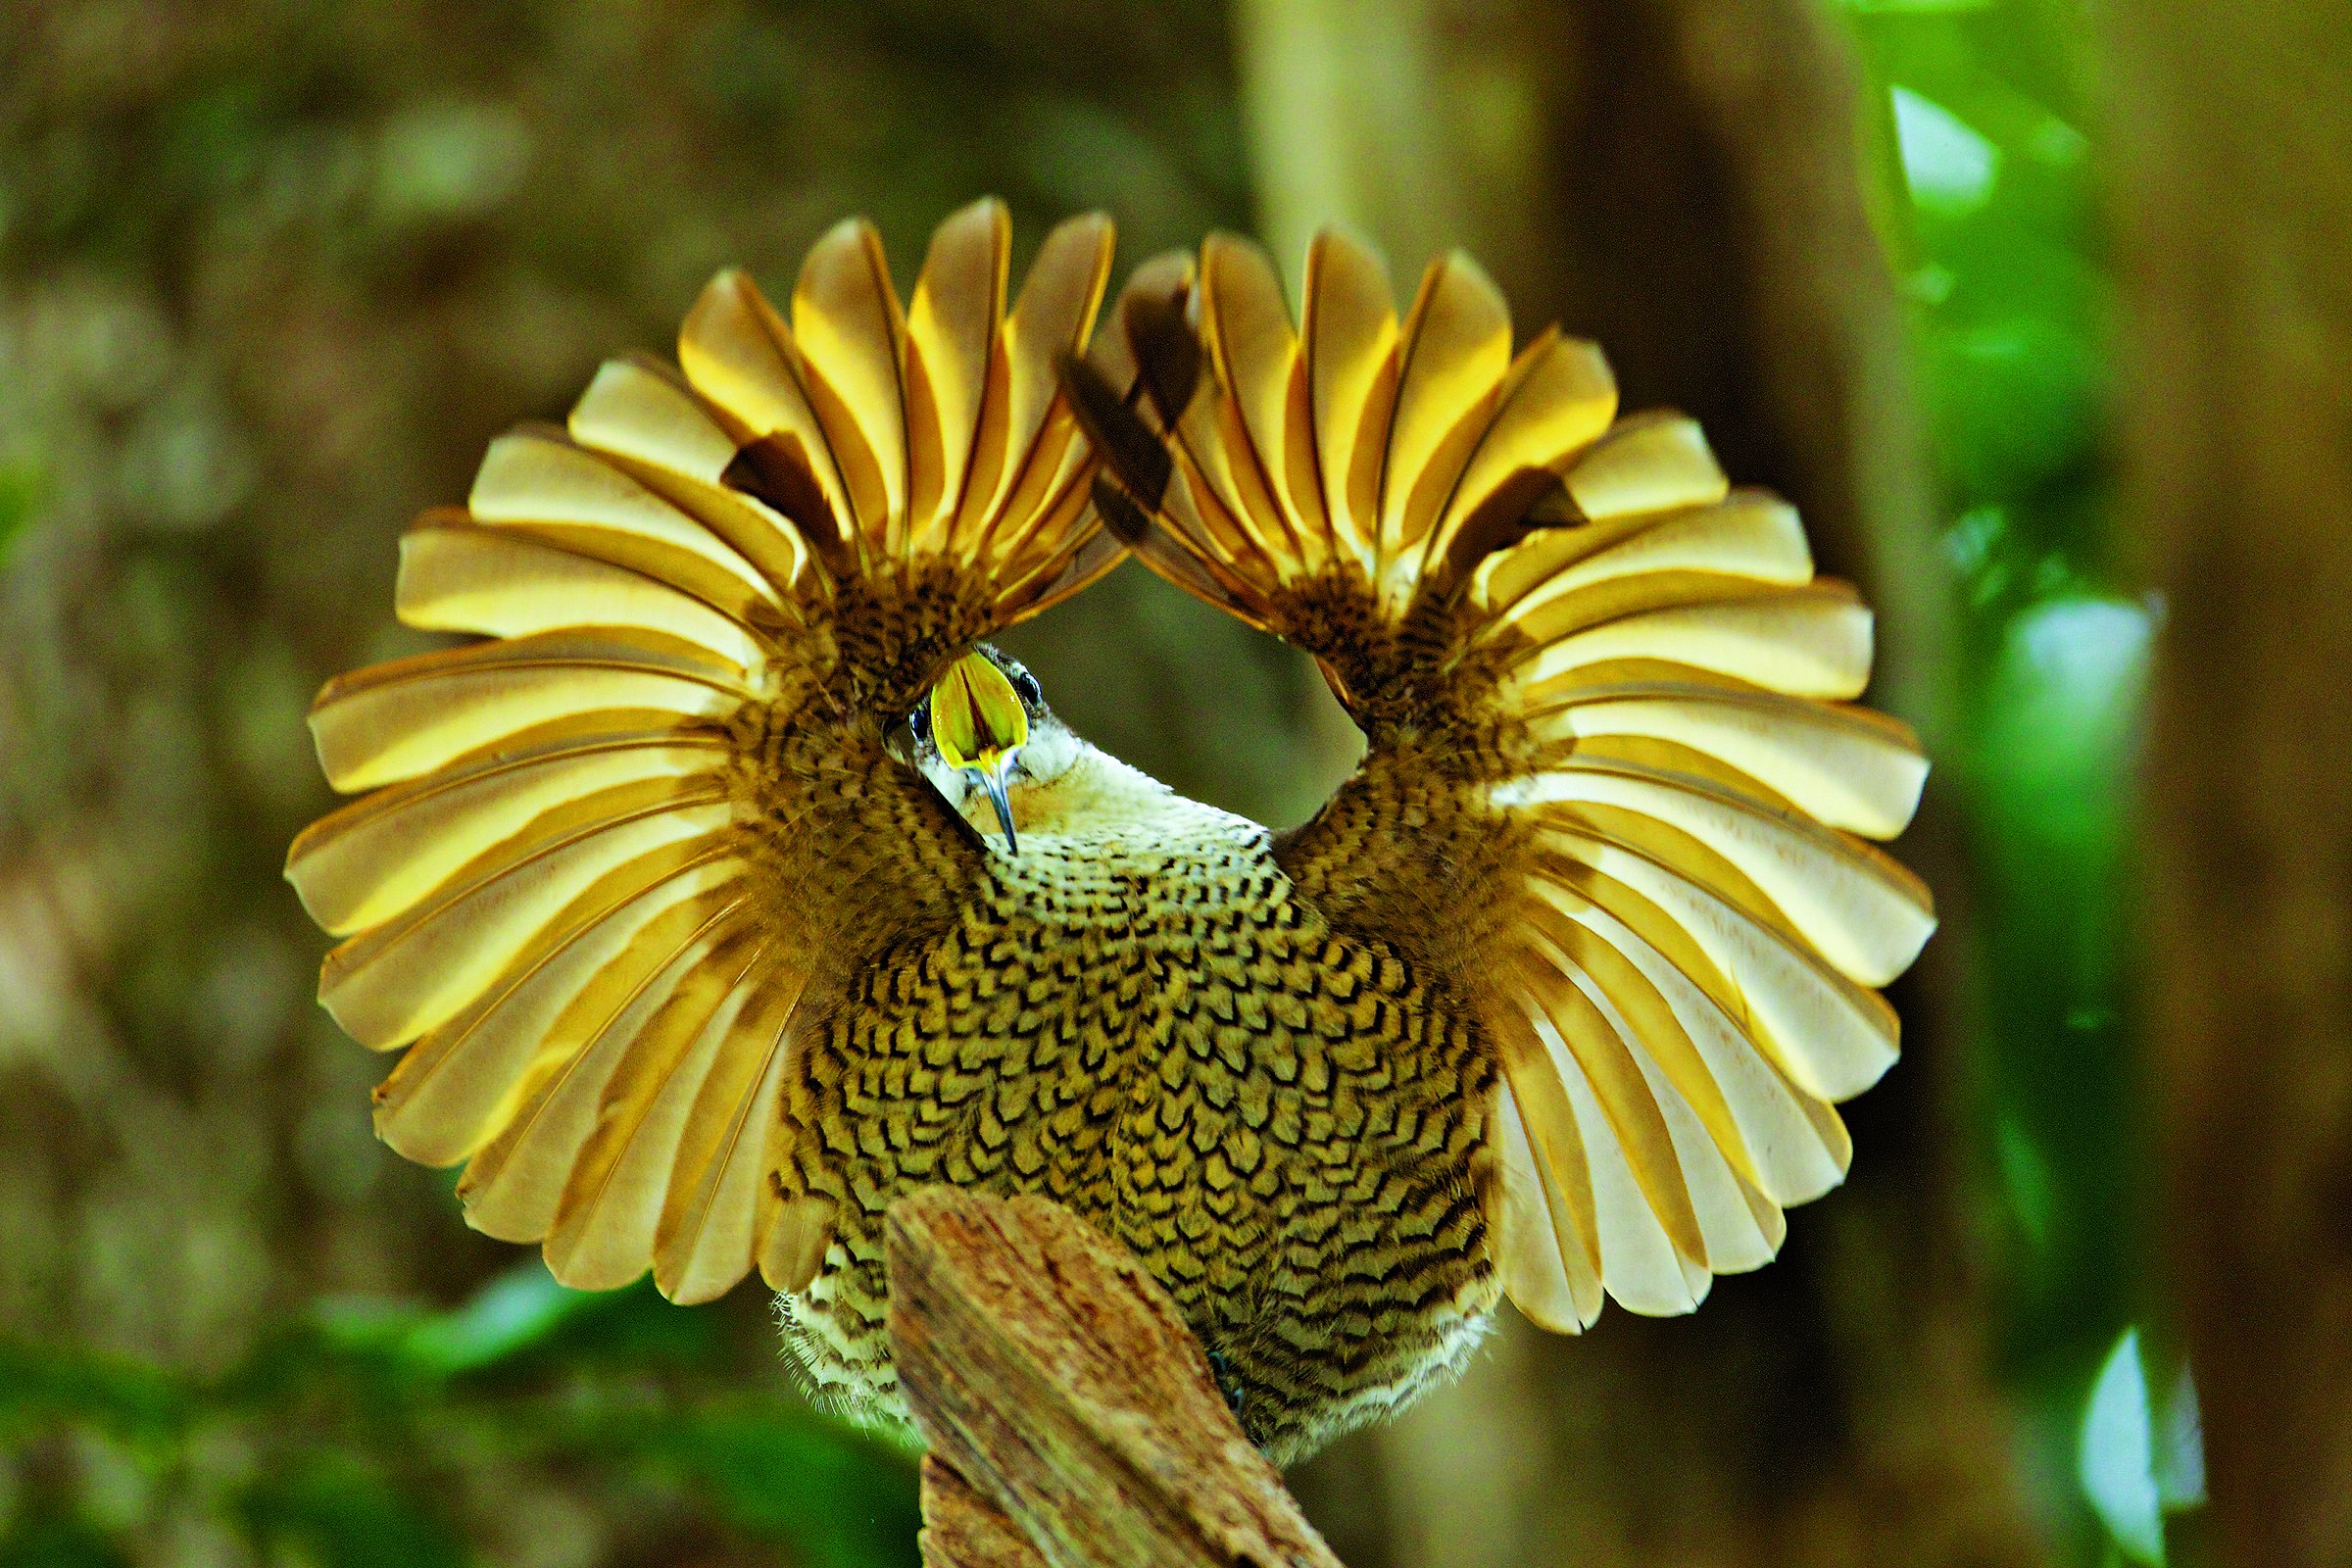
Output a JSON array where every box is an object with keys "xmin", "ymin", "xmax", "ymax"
[
  {"xmin": 0, "ymin": 1338, "xmax": 190, "ymax": 1444},
  {"xmin": 621, "ymin": 1402, "xmax": 922, "ymax": 1568},
  {"xmin": 397, "ymin": 1261, "xmax": 599, "ymax": 1377},
  {"xmin": 1926, "ymin": 313, "xmax": 2101, "ymax": 503},
  {"xmin": 1992, "ymin": 1113, "xmax": 2056, "ymax": 1251},
  {"xmin": 0, "ymin": 455, "xmax": 44, "ymax": 567},
  {"xmin": 2154, "ymin": 1363, "xmax": 2207, "ymax": 1512},
  {"xmin": 1977, "ymin": 596, "xmax": 2151, "ymax": 857},
  {"xmin": 0, "ymin": 1512, "xmax": 131, "ymax": 1568},
  {"xmin": 235, "ymin": 1451, "xmax": 473, "ymax": 1568},
  {"xmin": 508, "ymin": 1276, "xmax": 718, "ymax": 1369},
  {"xmin": 1891, "ymin": 86, "xmax": 2001, "ymax": 216},
  {"xmin": 2079, "ymin": 1328, "xmax": 2165, "ymax": 1564}
]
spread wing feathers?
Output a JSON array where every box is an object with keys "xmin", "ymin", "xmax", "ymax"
[
  {"xmin": 290, "ymin": 199, "xmax": 1122, "ymax": 1303},
  {"xmin": 1078, "ymin": 227, "xmax": 1932, "ymax": 1330}
]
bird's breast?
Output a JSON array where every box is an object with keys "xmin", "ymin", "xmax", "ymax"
[{"xmin": 772, "ymin": 791, "xmax": 1500, "ymax": 1462}]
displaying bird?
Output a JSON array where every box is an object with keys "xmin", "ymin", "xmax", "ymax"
[{"xmin": 287, "ymin": 198, "xmax": 1934, "ymax": 1464}]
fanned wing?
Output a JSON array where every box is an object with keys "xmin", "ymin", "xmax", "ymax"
[
  {"xmin": 1077, "ymin": 228, "xmax": 1932, "ymax": 1330},
  {"xmin": 291, "ymin": 199, "xmax": 1121, "ymax": 1302}
]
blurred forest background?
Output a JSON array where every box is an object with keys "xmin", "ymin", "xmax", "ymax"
[{"xmin": 3, "ymin": 2, "xmax": 2345, "ymax": 1566}]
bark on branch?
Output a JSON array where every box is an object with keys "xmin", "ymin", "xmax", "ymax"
[{"xmin": 885, "ymin": 1187, "xmax": 1345, "ymax": 1568}]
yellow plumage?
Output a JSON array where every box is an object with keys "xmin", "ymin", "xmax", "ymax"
[
  {"xmin": 292, "ymin": 200, "xmax": 1120, "ymax": 1307},
  {"xmin": 289, "ymin": 201, "xmax": 1932, "ymax": 1461},
  {"xmin": 1077, "ymin": 226, "xmax": 1932, "ymax": 1334}
]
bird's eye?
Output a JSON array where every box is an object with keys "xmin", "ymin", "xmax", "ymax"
[
  {"xmin": 1010, "ymin": 666, "xmax": 1043, "ymax": 709},
  {"xmin": 908, "ymin": 698, "xmax": 932, "ymax": 744}
]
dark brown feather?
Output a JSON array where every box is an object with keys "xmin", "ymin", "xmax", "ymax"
[
  {"xmin": 1089, "ymin": 470, "xmax": 1154, "ymax": 547},
  {"xmin": 1057, "ymin": 350, "xmax": 1173, "ymax": 509},
  {"xmin": 722, "ymin": 431, "xmax": 852, "ymax": 578},
  {"xmin": 1120, "ymin": 282, "xmax": 1202, "ymax": 429}
]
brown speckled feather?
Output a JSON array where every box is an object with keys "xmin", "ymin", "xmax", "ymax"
[{"xmin": 775, "ymin": 778, "xmax": 1495, "ymax": 1460}]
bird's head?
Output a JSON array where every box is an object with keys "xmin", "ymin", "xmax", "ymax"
[{"xmin": 902, "ymin": 645, "xmax": 1080, "ymax": 855}]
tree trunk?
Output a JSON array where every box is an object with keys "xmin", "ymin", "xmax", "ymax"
[{"xmin": 2110, "ymin": 6, "xmax": 2352, "ymax": 1564}]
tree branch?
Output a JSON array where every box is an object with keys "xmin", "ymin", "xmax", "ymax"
[{"xmin": 885, "ymin": 1187, "xmax": 1345, "ymax": 1568}]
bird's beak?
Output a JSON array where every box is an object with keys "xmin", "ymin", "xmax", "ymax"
[
  {"xmin": 927, "ymin": 652, "xmax": 1029, "ymax": 856},
  {"xmin": 974, "ymin": 758, "xmax": 1019, "ymax": 858}
]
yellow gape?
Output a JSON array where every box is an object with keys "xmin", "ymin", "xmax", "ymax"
[{"xmin": 928, "ymin": 652, "xmax": 1030, "ymax": 853}]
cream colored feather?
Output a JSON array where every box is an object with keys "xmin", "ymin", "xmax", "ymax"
[
  {"xmin": 293, "ymin": 198, "xmax": 1124, "ymax": 1303},
  {"xmin": 1091, "ymin": 225, "xmax": 1934, "ymax": 1329}
]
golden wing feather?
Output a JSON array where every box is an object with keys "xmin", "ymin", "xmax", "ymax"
[
  {"xmin": 1078, "ymin": 226, "xmax": 1933, "ymax": 1331},
  {"xmin": 292, "ymin": 198, "xmax": 1121, "ymax": 1303}
]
